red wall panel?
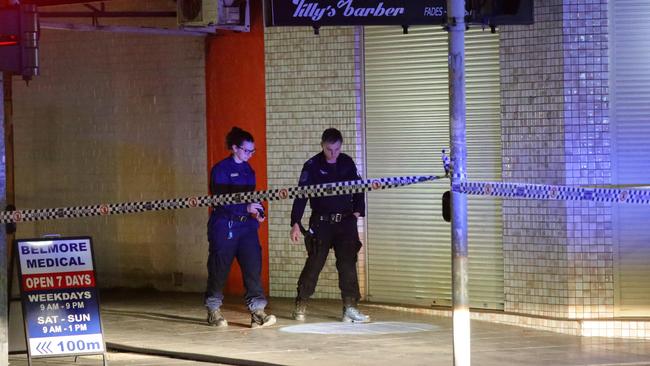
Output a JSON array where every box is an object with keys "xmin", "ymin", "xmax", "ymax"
[{"xmin": 205, "ymin": 0, "xmax": 268, "ymax": 296}]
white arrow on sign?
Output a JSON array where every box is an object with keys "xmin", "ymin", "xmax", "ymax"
[{"xmin": 35, "ymin": 341, "xmax": 52, "ymax": 354}]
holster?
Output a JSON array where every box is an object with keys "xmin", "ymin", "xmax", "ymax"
[
  {"xmin": 299, "ymin": 223, "xmax": 316, "ymax": 254},
  {"xmin": 304, "ymin": 231, "xmax": 316, "ymax": 254}
]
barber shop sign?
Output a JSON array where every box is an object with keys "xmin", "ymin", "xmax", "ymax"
[{"xmin": 265, "ymin": 0, "xmax": 448, "ymax": 26}]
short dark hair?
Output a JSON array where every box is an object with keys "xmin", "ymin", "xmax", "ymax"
[
  {"xmin": 321, "ymin": 128, "xmax": 343, "ymax": 144},
  {"xmin": 226, "ymin": 127, "xmax": 254, "ymax": 150}
]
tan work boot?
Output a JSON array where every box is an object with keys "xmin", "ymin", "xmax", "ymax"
[
  {"xmin": 251, "ymin": 310, "xmax": 277, "ymax": 328},
  {"xmin": 342, "ymin": 306, "xmax": 370, "ymax": 323},
  {"xmin": 207, "ymin": 308, "xmax": 228, "ymax": 327}
]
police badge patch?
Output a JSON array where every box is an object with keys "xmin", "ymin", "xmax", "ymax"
[{"xmin": 299, "ymin": 171, "xmax": 309, "ymax": 183}]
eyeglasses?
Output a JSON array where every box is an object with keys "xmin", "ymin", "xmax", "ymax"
[{"xmin": 238, "ymin": 146, "xmax": 256, "ymax": 154}]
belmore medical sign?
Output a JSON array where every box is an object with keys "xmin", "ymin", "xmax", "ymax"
[
  {"xmin": 16, "ymin": 237, "xmax": 106, "ymax": 360},
  {"xmin": 265, "ymin": 0, "xmax": 447, "ymax": 26}
]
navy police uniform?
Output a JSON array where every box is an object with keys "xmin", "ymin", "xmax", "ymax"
[
  {"xmin": 204, "ymin": 156, "xmax": 267, "ymax": 312},
  {"xmin": 291, "ymin": 151, "xmax": 365, "ymax": 303}
]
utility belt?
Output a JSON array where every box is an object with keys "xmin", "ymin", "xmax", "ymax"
[
  {"xmin": 229, "ymin": 214, "xmax": 250, "ymax": 222},
  {"xmin": 214, "ymin": 213, "xmax": 250, "ymax": 222},
  {"xmin": 312, "ymin": 211, "xmax": 352, "ymax": 223}
]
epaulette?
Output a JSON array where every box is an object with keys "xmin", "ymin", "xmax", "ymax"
[{"xmin": 338, "ymin": 153, "xmax": 352, "ymax": 164}]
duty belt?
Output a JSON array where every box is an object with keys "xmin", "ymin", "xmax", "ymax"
[
  {"xmin": 228, "ymin": 214, "xmax": 249, "ymax": 222},
  {"xmin": 315, "ymin": 212, "xmax": 350, "ymax": 223}
]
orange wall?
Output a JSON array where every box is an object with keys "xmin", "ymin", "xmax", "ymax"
[{"xmin": 205, "ymin": 0, "xmax": 268, "ymax": 295}]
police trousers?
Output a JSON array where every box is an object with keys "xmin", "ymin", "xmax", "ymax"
[
  {"xmin": 204, "ymin": 217, "xmax": 267, "ymax": 312},
  {"xmin": 296, "ymin": 215, "xmax": 362, "ymax": 302}
]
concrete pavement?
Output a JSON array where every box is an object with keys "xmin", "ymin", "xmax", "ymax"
[{"xmin": 8, "ymin": 289, "xmax": 650, "ymax": 366}]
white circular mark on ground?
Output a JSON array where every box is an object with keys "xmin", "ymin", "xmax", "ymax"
[{"xmin": 279, "ymin": 322, "xmax": 439, "ymax": 335}]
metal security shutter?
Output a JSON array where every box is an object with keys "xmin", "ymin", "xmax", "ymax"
[
  {"xmin": 364, "ymin": 26, "xmax": 503, "ymax": 309},
  {"xmin": 610, "ymin": 1, "xmax": 650, "ymax": 317}
]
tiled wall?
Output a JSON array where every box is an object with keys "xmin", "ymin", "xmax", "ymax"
[
  {"xmin": 561, "ymin": 0, "xmax": 613, "ymax": 319},
  {"xmin": 501, "ymin": 0, "xmax": 569, "ymax": 318},
  {"xmin": 264, "ymin": 26, "xmax": 365, "ymax": 300},
  {"xmin": 501, "ymin": 0, "xmax": 613, "ymax": 319}
]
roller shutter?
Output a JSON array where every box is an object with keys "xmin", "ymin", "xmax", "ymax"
[
  {"xmin": 610, "ymin": 1, "xmax": 650, "ymax": 317},
  {"xmin": 364, "ymin": 26, "xmax": 503, "ymax": 309}
]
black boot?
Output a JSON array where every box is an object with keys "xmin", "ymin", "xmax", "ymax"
[{"xmin": 292, "ymin": 297, "xmax": 308, "ymax": 321}]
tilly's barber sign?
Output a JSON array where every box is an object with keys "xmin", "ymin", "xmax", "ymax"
[
  {"xmin": 16, "ymin": 237, "xmax": 106, "ymax": 360},
  {"xmin": 265, "ymin": 0, "xmax": 448, "ymax": 26}
]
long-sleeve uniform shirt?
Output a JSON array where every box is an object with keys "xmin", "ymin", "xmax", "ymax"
[
  {"xmin": 290, "ymin": 152, "xmax": 365, "ymax": 227},
  {"xmin": 209, "ymin": 155, "xmax": 258, "ymax": 228}
]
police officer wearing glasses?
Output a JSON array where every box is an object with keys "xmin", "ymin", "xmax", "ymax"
[
  {"xmin": 290, "ymin": 128, "xmax": 370, "ymax": 323},
  {"xmin": 205, "ymin": 127, "xmax": 276, "ymax": 329}
]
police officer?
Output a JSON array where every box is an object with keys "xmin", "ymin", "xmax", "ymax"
[
  {"xmin": 205, "ymin": 127, "xmax": 276, "ymax": 328},
  {"xmin": 289, "ymin": 128, "xmax": 370, "ymax": 323}
]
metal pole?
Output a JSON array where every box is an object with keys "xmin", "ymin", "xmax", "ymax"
[
  {"xmin": 447, "ymin": 0, "xmax": 470, "ymax": 365},
  {"xmin": 1, "ymin": 71, "xmax": 11, "ymax": 366},
  {"xmin": 0, "ymin": 72, "xmax": 5, "ymax": 366},
  {"xmin": 3, "ymin": 72, "xmax": 14, "ymax": 233}
]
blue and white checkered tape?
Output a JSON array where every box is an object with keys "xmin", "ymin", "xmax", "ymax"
[
  {"xmin": 8, "ymin": 175, "xmax": 647, "ymax": 224},
  {"xmin": 1, "ymin": 175, "xmax": 442, "ymax": 224},
  {"xmin": 453, "ymin": 181, "xmax": 650, "ymax": 204}
]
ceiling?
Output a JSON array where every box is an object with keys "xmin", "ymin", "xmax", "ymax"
[{"xmin": 23, "ymin": 0, "xmax": 112, "ymax": 6}]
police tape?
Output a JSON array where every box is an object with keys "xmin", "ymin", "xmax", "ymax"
[
  {"xmin": 1, "ymin": 175, "xmax": 444, "ymax": 224},
  {"xmin": 454, "ymin": 181, "xmax": 650, "ymax": 204}
]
